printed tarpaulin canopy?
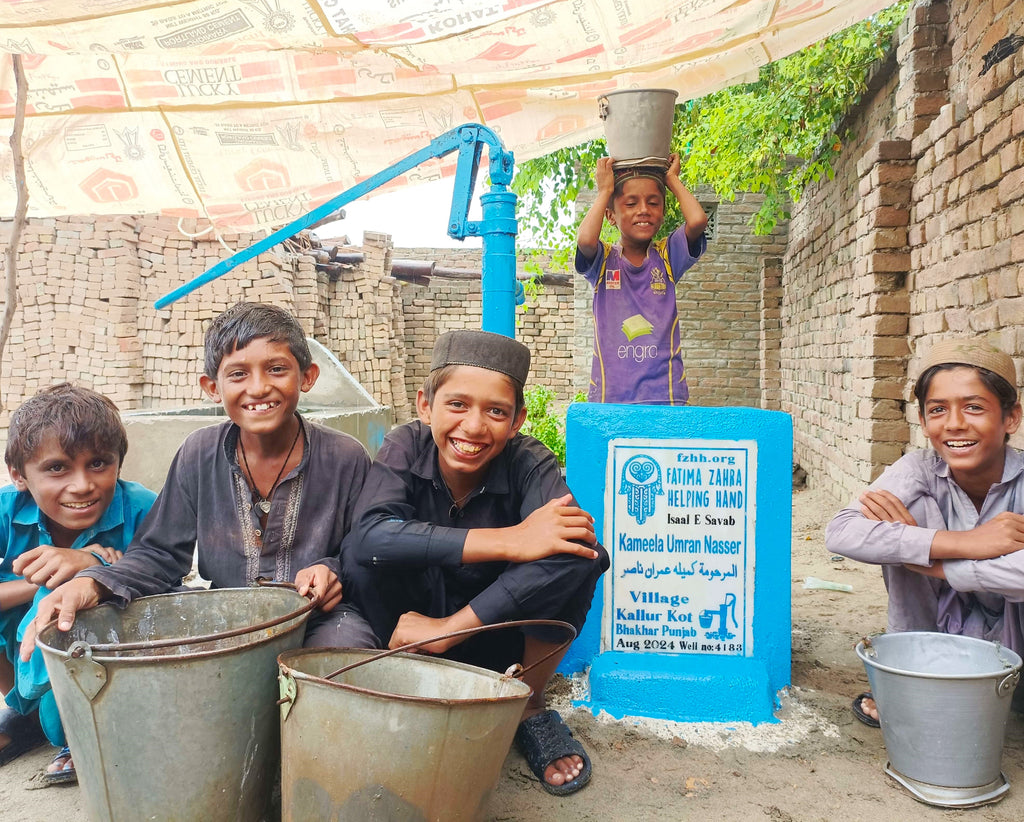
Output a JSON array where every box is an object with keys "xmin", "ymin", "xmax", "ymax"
[{"xmin": 0, "ymin": 0, "xmax": 891, "ymax": 231}]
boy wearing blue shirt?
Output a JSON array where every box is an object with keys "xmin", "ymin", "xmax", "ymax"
[{"xmin": 0, "ymin": 383, "xmax": 156, "ymax": 783}]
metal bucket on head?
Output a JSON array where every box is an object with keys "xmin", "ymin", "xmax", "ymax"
[
  {"xmin": 856, "ymin": 631, "xmax": 1022, "ymax": 808},
  {"xmin": 277, "ymin": 620, "xmax": 571, "ymax": 822},
  {"xmin": 38, "ymin": 586, "xmax": 313, "ymax": 822},
  {"xmin": 598, "ymin": 88, "xmax": 678, "ymax": 168}
]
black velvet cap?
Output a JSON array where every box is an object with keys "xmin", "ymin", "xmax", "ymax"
[{"xmin": 430, "ymin": 330, "xmax": 531, "ymax": 386}]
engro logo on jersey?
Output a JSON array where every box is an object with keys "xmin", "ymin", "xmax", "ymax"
[{"xmin": 618, "ymin": 313, "xmax": 658, "ymax": 361}]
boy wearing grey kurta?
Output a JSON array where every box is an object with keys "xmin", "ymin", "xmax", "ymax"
[{"xmin": 21, "ymin": 302, "xmax": 378, "ymax": 650}]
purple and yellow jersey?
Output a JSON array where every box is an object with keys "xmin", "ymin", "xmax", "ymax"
[{"xmin": 576, "ymin": 227, "xmax": 705, "ymax": 405}]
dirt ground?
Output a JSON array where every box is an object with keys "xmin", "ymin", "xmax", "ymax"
[{"xmin": 4, "ymin": 485, "xmax": 1024, "ymax": 821}]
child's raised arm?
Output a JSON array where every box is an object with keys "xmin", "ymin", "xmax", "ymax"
[
  {"xmin": 576, "ymin": 156, "xmax": 616, "ymax": 260},
  {"xmin": 665, "ymin": 153, "xmax": 708, "ymax": 244}
]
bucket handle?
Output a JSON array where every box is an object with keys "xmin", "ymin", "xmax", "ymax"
[
  {"xmin": 47, "ymin": 579, "xmax": 316, "ymax": 654},
  {"xmin": 998, "ymin": 670, "xmax": 1021, "ymax": 697},
  {"xmin": 858, "ymin": 635, "xmax": 877, "ymax": 659},
  {"xmin": 598, "ymin": 96, "xmax": 609, "ymax": 120},
  {"xmin": 318, "ymin": 619, "xmax": 577, "ymax": 683}
]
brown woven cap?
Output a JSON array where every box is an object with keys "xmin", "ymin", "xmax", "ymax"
[
  {"xmin": 430, "ymin": 329, "xmax": 531, "ymax": 386},
  {"xmin": 919, "ymin": 338, "xmax": 1017, "ymax": 388},
  {"xmin": 613, "ymin": 165, "xmax": 666, "ymax": 190}
]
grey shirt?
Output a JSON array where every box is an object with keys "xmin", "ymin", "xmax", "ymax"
[
  {"xmin": 82, "ymin": 416, "xmax": 370, "ymax": 605},
  {"xmin": 825, "ymin": 446, "xmax": 1024, "ymax": 652}
]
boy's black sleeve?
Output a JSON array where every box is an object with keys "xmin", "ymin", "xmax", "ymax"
[
  {"xmin": 465, "ymin": 438, "xmax": 609, "ymax": 626},
  {"xmin": 347, "ymin": 424, "xmax": 465, "ymax": 569}
]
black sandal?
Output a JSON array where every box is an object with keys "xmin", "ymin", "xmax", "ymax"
[
  {"xmin": 0, "ymin": 706, "xmax": 47, "ymax": 766},
  {"xmin": 514, "ymin": 710, "xmax": 592, "ymax": 796}
]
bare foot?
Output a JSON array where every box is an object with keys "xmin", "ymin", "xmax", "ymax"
[
  {"xmin": 859, "ymin": 695, "xmax": 879, "ymax": 722},
  {"xmin": 544, "ymin": 754, "xmax": 584, "ymax": 787}
]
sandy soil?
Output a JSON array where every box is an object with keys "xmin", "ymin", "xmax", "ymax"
[{"xmin": 4, "ymin": 486, "xmax": 1024, "ymax": 821}]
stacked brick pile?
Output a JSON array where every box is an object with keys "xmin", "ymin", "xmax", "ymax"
[
  {"xmin": 324, "ymin": 232, "xmax": 411, "ymax": 422},
  {"xmin": 0, "ymin": 215, "xmax": 410, "ymax": 457}
]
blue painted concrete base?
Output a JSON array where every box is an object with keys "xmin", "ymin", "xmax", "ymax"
[
  {"xmin": 563, "ymin": 403, "xmax": 792, "ymax": 724},
  {"xmin": 583, "ymin": 651, "xmax": 778, "ymax": 724}
]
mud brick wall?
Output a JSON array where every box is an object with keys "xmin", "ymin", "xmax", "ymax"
[
  {"xmin": 0, "ymin": 217, "xmax": 410, "ymax": 462},
  {"xmin": 781, "ymin": 0, "xmax": 1024, "ymax": 506},
  {"xmin": 395, "ymin": 189, "xmax": 786, "ymax": 424},
  {"xmin": 396, "ymin": 247, "xmax": 575, "ymax": 423},
  {"xmin": 782, "ymin": 4, "xmax": 939, "ymax": 506},
  {"xmin": 906, "ymin": 0, "xmax": 1024, "ymax": 452},
  {"xmin": 681, "ymin": 191, "xmax": 788, "ymax": 405}
]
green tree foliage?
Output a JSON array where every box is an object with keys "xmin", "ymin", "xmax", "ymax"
[
  {"xmin": 512, "ymin": 1, "xmax": 910, "ymax": 243},
  {"xmin": 520, "ymin": 386, "xmax": 586, "ymax": 466}
]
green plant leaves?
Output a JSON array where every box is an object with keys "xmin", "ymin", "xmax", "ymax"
[{"xmin": 511, "ymin": 1, "xmax": 909, "ymax": 245}]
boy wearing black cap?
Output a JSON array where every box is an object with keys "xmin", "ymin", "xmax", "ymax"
[
  {"xmin": 576, "ymin": 153, "xmax": 707, "ymax": 405},
  {"xmin": 344, "ymin": 329, "xmax": 609, "ymax": 796}
]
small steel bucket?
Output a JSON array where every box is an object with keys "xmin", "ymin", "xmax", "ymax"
[
  {"xmin": 278, "ymin": 621, "xmax": 571, "ymax": 822},
  {"xmin": 38, "ymin": 586, "xmax": 312, "ymax": 822},
  {"xmin": 598, "ymin": 88, "xmax": 678, "ymax": 167},
  {"xmin": 856, "ymin": 632, "xmax": 1022, "ymax": 806}
]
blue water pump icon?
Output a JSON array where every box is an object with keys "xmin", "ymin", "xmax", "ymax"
[{"xmin": 699, "ymin": 593, "xmax": 738, "ymax": 641}]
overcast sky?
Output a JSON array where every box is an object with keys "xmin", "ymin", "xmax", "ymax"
[{"xmin": 314, "ymin": 177, "xmax": 485, "ymax": 249}]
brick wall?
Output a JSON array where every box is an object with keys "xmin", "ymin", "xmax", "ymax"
[
  {"xmin": 781, "ymin": 0, "xmax": 1024, "ymax": 506},
  {"xmin": 906, "ymin": 0, "xmax": 1024, "ymax": 448},
  {"xmin": 781, "ymin": 7, "xmax": 929, "ymax": 507},
  {"xmin": 395, "ymin": 188, "xmax": 786, "ymax": 420},
  {"xmin": 681, "ymin": 191, "xmax": 788, "ymax": 405},
  {"xmin": 0, "ymin": 217, "xmax": 410, "ymax": 460},
  {"xmin": 396, "ymin": 247, "xmax": 575, "ymax": 421}
]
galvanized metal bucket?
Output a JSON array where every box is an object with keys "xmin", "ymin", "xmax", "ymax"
[
  {"xmin": 38, "ymin": 586, "xmax": 312, "ymax": 822},
  {"xmin": 598, "ymin": 88, "xmax": 678, "ymax": 167},
  {"xmin": 277, "ymin": 621, "xmax": 573, "ymax": 822},
  {"xmin": 856, "ymin": 631, "xmax": 1022, "ymax": 806}
]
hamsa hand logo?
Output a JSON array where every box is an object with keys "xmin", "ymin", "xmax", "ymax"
[{"xmin": 619, "ymin": 455, "xmax": 663, "ymax": 525}]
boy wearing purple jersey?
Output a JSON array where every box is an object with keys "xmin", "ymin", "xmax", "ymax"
[{"xmin": 576, "ymin": 153, "xmax": 708, "ymax": 405}]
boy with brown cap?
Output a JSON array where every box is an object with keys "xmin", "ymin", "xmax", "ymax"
[
  {"xmin": 344, "ymin": 329, "xmax": 609, "ymax": 796},
  {"xmin": 827, "ymin": 337, "xmax": 1024, "ymax": 726}
]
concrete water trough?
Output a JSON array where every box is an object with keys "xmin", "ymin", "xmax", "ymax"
[{"xmin": 120, "ymin": 339, "xmax": 392, "ymax": 492}]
